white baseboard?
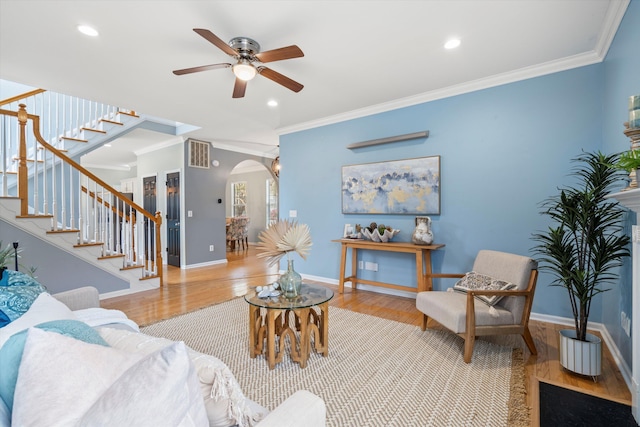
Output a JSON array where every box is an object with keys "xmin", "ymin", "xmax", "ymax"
[{"xmin": 182, "ymin": 259, "xmax": 227, "ymax": 269}]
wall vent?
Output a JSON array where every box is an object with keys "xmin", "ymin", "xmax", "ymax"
[{"xmin": 189, "ymin": 140, "xmax": 210, "ymax": 169}]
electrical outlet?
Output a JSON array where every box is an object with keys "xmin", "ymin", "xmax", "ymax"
[
  {"xmin": 209, "ymin": 245, "xmax": 214, "ymax": 252},
  {"xmin": 621, "ymin": 311, "xmax": 631, "ymax": 337},
  {"xmin": 188, "ymin": 210, "xmax": 193, "ymax": 217},
  {"xmin": 289, "ymin": 210, "xmax": 297, "ymax": 218}
]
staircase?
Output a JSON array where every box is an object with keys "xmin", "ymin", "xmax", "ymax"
[{"xmin": 0, "ymin": 89, "xmax": 163, "ymax": 293}]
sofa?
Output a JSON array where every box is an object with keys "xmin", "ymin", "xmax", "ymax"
[{"xmin": 0, "ymin": 281, "xmax": 326, "ymax": 427}]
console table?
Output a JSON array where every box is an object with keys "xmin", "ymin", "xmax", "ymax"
[{"xmin": 332, "ymin": 239, "xmax": 444, "ymax": 294}]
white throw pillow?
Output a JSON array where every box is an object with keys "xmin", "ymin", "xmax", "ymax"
[
  {"xmin": 452, "ymin": 271, "xmax": 516, "ymax": 306},
  {"xmin": 99, "ymin": 327, "xmax": 263, "ymax": 427},
  {"xmin": 0, "ymin": 293, "xmax": 76, "ymax": 349},
  {"xmin": 11, "ymin": 328, "xmax": 208, "ymax": 426}
]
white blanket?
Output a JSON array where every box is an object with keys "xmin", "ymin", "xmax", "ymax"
[{"xmin": 73, "ymin": 307, "xmax": 140, "ymax": 331}]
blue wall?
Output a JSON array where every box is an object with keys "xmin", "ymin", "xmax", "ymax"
[
  {"xmin": 280, "ymin": 0, "xmax": 639, "ymax": 367},
  {"xmin": 601, "ymin": 0, "xmax": 640, "ymax": 370}
]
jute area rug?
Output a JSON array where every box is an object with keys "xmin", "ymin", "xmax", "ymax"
[{"xmin": 141, "ymin": 297, "xmax": 529, "ymax": 427}]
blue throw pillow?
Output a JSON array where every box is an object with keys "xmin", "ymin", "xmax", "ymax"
[
  {"xmin": 0, "ymin": 319, "xmax": 109, "ymax": 413},
  {"xmin": 0, "ymin": 271, "xmax": 46, "ymax": 322},
  {"xmin": 0, "ymin": 311, "xmax": 10, "ymax": 328}
]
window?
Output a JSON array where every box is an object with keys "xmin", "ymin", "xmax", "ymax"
[
  {"xmin": 231, "ymin": 181, "xmax": 247, "ymax": 217},
  {"xmin": 266, "ymin": 178, "xmax": 278, "ymax": 226}
]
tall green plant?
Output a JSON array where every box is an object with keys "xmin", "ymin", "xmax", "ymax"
[{"xmin": 532, "ymin": 151, "xmax": 630, "ymax": 342}]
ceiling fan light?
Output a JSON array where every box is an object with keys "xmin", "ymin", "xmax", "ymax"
[
  {"xmin": 444, "ymin": 38, "xmax": 461, "ymax": 49},
  {"xmin": 232, "ymin": 62, "xmax": 257, "ymax": 81}
]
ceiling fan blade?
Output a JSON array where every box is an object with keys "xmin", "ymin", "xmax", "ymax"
[
  {"xmin": 193, "ymin": 28, "xmax": 237, "ymax": 57},
  {"xmin": 172, "ymin": 63, "xmax": 231, "ymax": 75},
  {"xmin": 232, "ymin": 78, "xmax": 247, "ymax": 98},
  {"xmin": 258, "ymin": 67, "xmax": 304, "ymax": 93},
  {"xmin": 255, "ymin": 45, "xmax": 304, "ymax": 63}
]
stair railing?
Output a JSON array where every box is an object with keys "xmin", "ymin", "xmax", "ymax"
[
  {"xmin": 1, "ymin": 88, "xmax": 131, "ymax": 177},
  {"xmin": 1, "ymin": 104, "xmax": 163, "ymax": 284}
]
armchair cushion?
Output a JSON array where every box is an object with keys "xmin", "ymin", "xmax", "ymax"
[
  {"xmin": 452, "ymin": 271, "xmax": 516, "ymax": 306},
  {"xmin": 416, "ymin": 291, "xmax": 515, "ymax": 333}
]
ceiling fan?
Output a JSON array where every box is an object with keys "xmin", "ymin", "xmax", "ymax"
[{"xmin": 173, "ymin": 28, "xmax": 304, "ymax": 98}]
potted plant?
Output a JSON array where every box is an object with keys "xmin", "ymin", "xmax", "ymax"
[
  {"xmin": 614, "ymin": 149, "xmax": 640, "ymax": 189},
  {"xmin": 532, "ymin": 151, "xmax": 630, "ymax": 378}
]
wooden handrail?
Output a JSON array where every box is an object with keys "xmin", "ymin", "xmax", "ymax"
[
  {"xmin": 15, "ymin": 106, "xmax": 157, "ymax": 222},
  {"xmin": 0, "ymin": 89, "xmax": 47, "ymax": 106},
  {"xmin": 3, "ymin": 103, "xmax": 163, "ymax": 284}
]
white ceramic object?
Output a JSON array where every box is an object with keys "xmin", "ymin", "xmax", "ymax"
[
  {"xmin": 559, "ymin": 329, "xmax": 602, "ymax": 377},
  {"xmin": 257, "ymin": 289, "xmax": 271, "ymax": 298},
  {"xmin": 411, "ymin": 216, "xmax": 434, "ymax": 245},
  {"xmin": 361, "ymin": 228, "xmax": 400, "ymax": 243}
]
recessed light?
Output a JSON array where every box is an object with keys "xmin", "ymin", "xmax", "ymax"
[
  {"xmin": 78, "ymin": 25, "xmax": 99, "ymax": 37},
  {"xmin": 444, "ymin": 38, "xmax": 461, "ymax": 50},
  {"xmin": 267, "ymin": 100, "xmax": 278, "ymax": 107}
]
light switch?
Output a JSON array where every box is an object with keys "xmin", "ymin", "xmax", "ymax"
[
  {"xmin": 188, "ymin": 210, "xmax": 193, "ymax": 217},
  {"xmin": 289, "ymin": 210, "xmax": 297, "ymax": 218}
]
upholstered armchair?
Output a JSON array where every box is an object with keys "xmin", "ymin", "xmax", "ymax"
[
  {"xmin": 226, "ymin": 217, "xmax": 250, "ymax": 251},
  {"xmin": 416, "ymin": 250, "xmax": 538, "ymax": 363}
]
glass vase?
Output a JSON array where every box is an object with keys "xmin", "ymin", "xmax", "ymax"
[{"xmin": 280, "ymin": 259, "xmax": 302, "ymax": 299}]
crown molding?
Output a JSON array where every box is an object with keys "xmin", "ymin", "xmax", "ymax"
[{"xmin": 278, "ymin": 0, "xmax": 629, "ymax": 137}]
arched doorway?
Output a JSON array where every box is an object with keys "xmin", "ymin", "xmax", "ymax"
[{"xmin": 225, "ymin": 160, "xmax": 278, "ymax": 254}]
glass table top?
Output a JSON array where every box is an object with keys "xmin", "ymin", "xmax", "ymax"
[{"xmin": 244, "ymin": 282, "xmax": 334, "ymax": 309}]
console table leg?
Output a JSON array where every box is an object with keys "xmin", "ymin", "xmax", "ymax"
[
  {"xmin": 338, "ymin": 244, "xmax": 348, "ymax": 293},
  {"xmin": 424, "ymin": 250, "xmax": 434, "ymax": 291}
]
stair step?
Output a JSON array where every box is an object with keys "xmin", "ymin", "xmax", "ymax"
[
  {"xmin": 98, "ymin": 254, "xmax": 125, "ymax": 260},
  {"xmin": 12, "ymin": 157, "xmax": 43, "ymax": 163},
  {"xmin": 0, "ymin": 171, "xmax": 17, "ymax": 175},
  {"xmin": 118, "ymin": 110, "xmax": 139, "ymax": 118},
  {"xmin": 121, "ymin": 265, "xmax": 144, "ymax": 271},
  {"xmin": 60, "ymin": 136, "xmax": 88, "ymax": 143},
  {"xmin": 99, "ymin": 118, "xmax": 124, "ymax": 126},
  {"xmin": 81, "ymin": 127, "xmax": 107, "ymax": 134},
  {"xmin": 140, "ymin": 274, "xmax": 160, "ymax": 281},
  {"xmin": 17, "ymin": 214, "xmax": 54, "ymax": 219},
  {"xmin": 46, "ymin": 229, "xmax": 80, "ymax": 234},
  {"xmin": 38, "ymin": 146, "xmax": 68, "ymax": 152},
  {"xmin": 74, "ymin": 242, "xmax": 104, "ymax": 248}
]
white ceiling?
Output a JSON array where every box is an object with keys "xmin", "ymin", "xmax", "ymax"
[{"xmin": 0, "ymin": 0, "xmax": 629, "ymax": 164}]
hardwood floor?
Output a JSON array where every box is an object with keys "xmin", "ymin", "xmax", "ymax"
[{"xmin": 102, "ymin": 246, "xmax": 632, "ymax": 425}]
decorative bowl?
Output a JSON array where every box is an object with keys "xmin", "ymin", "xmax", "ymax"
[{"xmin": 361, "ymin": 228, "xmax": 400, "ymax": 243}]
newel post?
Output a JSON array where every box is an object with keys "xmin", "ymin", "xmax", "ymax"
[
  {"xmin": 17, "ymin": 104, "xmax": 28, "ymax": 216},
  {"xmin": 155, "ymin": 211, "xmax": 164, "ymax": 285}
]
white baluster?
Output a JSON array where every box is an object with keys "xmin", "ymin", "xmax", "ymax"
[
  {"xmin": 69, "ymin": 166, "xmax": 74, "ymax": 229},
  {"xmin": 42, "ymin": 148, "xmax": 48, "ymax": 215},
  {"xmin": 51, "ymin": 152, "xmax": 57, "ymax": 230}
]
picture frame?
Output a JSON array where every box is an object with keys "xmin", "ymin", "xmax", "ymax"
[
  {"xmin": 341, "ymin": 156, "xmax": 440, "ymax": 215},
  {"xmin": 343, "ymin": 224, "xmax": 354, "ymax": 238}
]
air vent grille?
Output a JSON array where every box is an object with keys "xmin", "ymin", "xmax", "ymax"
[{"xmin": 189, "ymin": 140, "xmax": 210, "ymax": 169}]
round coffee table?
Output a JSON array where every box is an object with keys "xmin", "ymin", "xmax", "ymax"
[{"xmin": 244, "ymin": 283, "xmax": 334, "ymax": 369}]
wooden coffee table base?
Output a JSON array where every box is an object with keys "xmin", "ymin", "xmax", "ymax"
[{"xmin": 248, "ymin": 302, "xmax": 329, "ymax": 369}]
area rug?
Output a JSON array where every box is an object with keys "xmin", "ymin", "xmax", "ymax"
[
  {"xmin": 141, "ymin": 297, "xmax": 529, "ymax": 426},
  {"xmin": 539, "ymin": 381, "xmax": 637, "ymax": 426}
]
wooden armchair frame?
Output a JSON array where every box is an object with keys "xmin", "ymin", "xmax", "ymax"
[{"xmin": 421, "ymin": 269, "xmax": 538, "ymax": 363}]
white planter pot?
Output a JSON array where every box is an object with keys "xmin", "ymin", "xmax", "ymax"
[{"xmin": 559, "ymin": 329, "xmax": 602, "ymax": 377}]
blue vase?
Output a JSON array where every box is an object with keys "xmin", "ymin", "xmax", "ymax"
[{"xmin": 280, "ymin": 259, "xmax": 302, "ymax": 298}]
